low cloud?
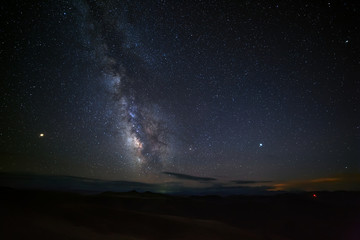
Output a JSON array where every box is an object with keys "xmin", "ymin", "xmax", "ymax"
[
  {"xmin": 232, "ymin": 180, "xmax": 272, "ymax": 184},
  {"xmin": 162, "ymin": 172, "xmax": 216, "ymax": 182}
]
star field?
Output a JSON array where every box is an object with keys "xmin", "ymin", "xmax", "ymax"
[{"xmin": 1, "ymin": 0, "xmax": 359, "ymax": 189}]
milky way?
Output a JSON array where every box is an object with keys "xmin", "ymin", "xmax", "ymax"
[{"xmin": 78, "ymin": 0, "xmax": 174, "ymax": 173}]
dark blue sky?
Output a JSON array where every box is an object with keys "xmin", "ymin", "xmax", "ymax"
[{"xmin": 1, "ymin": 0, "xmax": 359, "ymax": 192}]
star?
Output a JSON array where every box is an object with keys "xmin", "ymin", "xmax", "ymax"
[
  {"xmin": 259, "ymin": 143, "xmax": 263, "ymax": 147},
  {"xmin": 39, "ymin": 133, "xmax": 45, "ymax": 138}
]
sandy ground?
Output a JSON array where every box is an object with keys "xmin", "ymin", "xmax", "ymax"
[{"xmin": 1, "ymin": 189, "xmax": 359, "ymax": 239}]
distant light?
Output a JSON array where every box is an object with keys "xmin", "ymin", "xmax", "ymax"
[
  {"xmin": 39, "ymin": 133, "xmax": 44, "ymax": 137},
  {"xmin": 345, "ymin": 40, "xmax": 349, "ymax": 43},
  {"xmin": 259, "ymin": 143, "xmax": 263, "ymax": 147},
  {"xmin": 313, "ymin": 193, "xmax": 317, "ymax": 198}
]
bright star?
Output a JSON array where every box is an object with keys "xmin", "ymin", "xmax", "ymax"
[
  {"xmin": 259, "ymin": 143, "xmax": 263, "ymax": 147},
  {"xmin": 39, "ymin": 133, "xmax": 44, "ymax": 137}
]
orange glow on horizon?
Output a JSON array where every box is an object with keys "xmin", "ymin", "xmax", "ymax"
[
  {"xmin": 269, "ymin": 177, "xmax": 345, "ymax": 191},
  {"xmin": 310, "ymin": 178, "xmax": 340, "ymax": 183}
]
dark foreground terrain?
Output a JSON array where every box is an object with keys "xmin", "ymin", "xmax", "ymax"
[{"xmin": 1, "ymin": 188, "xmax": 359, "ymax": 240}]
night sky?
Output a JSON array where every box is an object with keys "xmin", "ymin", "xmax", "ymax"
[{"xmin": 1, "ymin": 0, "xmax": 359, "ymax": 192}]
